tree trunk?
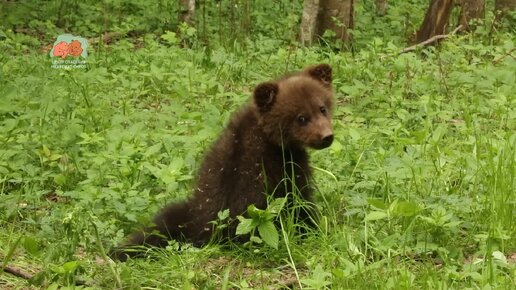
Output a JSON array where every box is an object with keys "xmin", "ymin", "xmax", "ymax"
[
  {"xmin": 300, "ymin": 0, "xmax": 321, "ymax": 46},
  {"xmin": 180, "ymin": 0, "xmax": 195, "ymax": 24},
  {"xmin": 495, "ymin": 0, "xmax": 516, "ymax": 19},
  {"xmin": 415, "ymin": 0, "xmax": 454, "ymax": 43},
  {"xmin": 320, "ymin": 0, "xmax": 354, "ymax": 42},
  {"xmin": 458, "ymin": 0, "xmax": 484, "ymax": 31},
  {"xmin": 300, "ymin": 0, "xmax": 354, "ymax": 46},
  {"xmin": 376, "ymin": 0, "xmax": 388, "ymax": 16}
]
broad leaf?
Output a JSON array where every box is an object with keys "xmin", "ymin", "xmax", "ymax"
[
  {"xmin": 364, "ymin": 211, "xmax": 388, "ymax": 221},
  {"xmin": 257, "ymin": 221, "xmax": 278, "ymax": 249},
  {"xmin": 235, "ymin": 218, "xmax": 255, "ymax": 235}
]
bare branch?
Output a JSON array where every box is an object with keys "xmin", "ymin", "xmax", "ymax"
[
  {"xmin": 3, "ymin": 265, "xmax": 33, "ymax": 280},
  {"xmin": 493, "ymin": 47, "xmax": 516, "ymax": 64},
  {"xmin": 400, "ymin": 25, "xmax": 462, "ymax": 54}
]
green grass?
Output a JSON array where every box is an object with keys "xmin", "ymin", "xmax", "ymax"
[{"xmin": 1, "ymin": 1, "xmax": 516, "ymax": 289}]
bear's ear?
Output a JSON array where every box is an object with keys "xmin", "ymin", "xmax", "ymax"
[
  {"xmin": 305, "ymin": 64, "xmax": 332, "ymax": 86},
  {"xmin": 254, "ymin": 82, "xmax": 279, "ymax": 112}
]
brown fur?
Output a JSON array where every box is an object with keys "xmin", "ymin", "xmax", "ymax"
[{"xmin": 111, "ymin": 64, "xmax": 334, "ymax": 261}]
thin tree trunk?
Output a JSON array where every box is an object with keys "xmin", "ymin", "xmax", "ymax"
[
  {"xmin": 319, "ymin": 0, "xmax": 354, "ymax": 42},
  {"xmin": 180, "ymin": 0, "xmax": 195, "ymax": 24},
  {"xmin": 415, "ymin": 0, "xmax": 454, "ymax": 43},
  {"xmin": 376, "ymin": 0, "xmax": 388, "ymax": 16},
  {"xmin": 458, "ymin": 0, "xmax": 484, "ymax": 31},
  {"xmin": 300, "ymin": 0, "xmax": 354, "ymax": 45},
  {"xmin": 300, "ymin": 0, "xmax": 320, "ymax": 46}
]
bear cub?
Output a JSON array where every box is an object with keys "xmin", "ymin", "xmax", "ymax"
[{"xmin": 111, "ymin": 64, "xmax": 334, "ymax": 261}]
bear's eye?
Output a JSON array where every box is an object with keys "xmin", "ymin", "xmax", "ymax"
[
  {"xmin": 297, "ymin": 115, "xmax": 308, "ymax": 126},
  {"xmin": 320, "ymin": 106, "xmax": 327, "ymax": 115}
]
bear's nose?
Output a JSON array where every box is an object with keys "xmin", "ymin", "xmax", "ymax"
[{"xmin": 321, "ymin": 134, "xmax": 334, "ymax": 147}]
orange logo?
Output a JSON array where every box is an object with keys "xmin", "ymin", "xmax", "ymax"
[
  {"xmin": 50, "ymin": 34, "xmax": 88, "ymax": 59},
  {"xmin": 50, "ymin": 34, "xmax": 88, "ymax": 69}
]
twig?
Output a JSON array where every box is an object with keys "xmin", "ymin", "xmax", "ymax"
[
  {"xmin": 3, "ymin": 265, "xmax": 33, "ymax": 280},
  {"xmin": 493, "ymin": 47, "xmax": 516, "ymax": 64},
  {"xmin": 400, "ymin": 25, "xmax": 463, "ymax": 54},
  {"xmin": 3, "ymin": 264, "xmax": 88, "ymax": 285}
]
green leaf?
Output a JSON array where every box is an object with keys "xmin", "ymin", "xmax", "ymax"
[
  {"xmin": 49, "ymin": 153, "xmax": 61, "ymax": 161},
  {"xmin": 392, "ymin": 201, "xmax": 420, "ymax": 217},
  {"xmin": 419, "ymin": 216, "xmax": 436, "ymax": 225},
  {"xmin": 330, "ymin": 139, "xmax": 343, "ymax": 154},
  {"xmin": 247, "ymin": 204, "xmax": 265, "ymax": 219},
  {"xmin": 301, "ymin": 264, "xmax": 332, "ymax": 288},
  {"xmin": 492, "ymin": 251, "xmax": 508, "ymax": 266},
  {"xmin": 367, "ymin": 198, "xmax": 387, "ymax": 210},
  {"xmin": 348, "ymin": 128, "xmax": 361, "ymax": 140},
  {"xmin": 443, "ymin": 221, "xmax": 462, "ymax": 228},
  {"xmin": 62, "ymin": 261, "xmax": 80, "ymax": 273},
  {"xmin": 364, "ymin": 211, "xmax": 388, "ymax": 221},
  {"xmin": 42, "ymin": 145, "xmax": 51, "ymax": 157},
  {"xmin": 47, "ymin": 283, "xmax": 59, "ymax": 290},
  {"xmin": 54, "ymin": 174, "xmax": 67, "ymax": 186},
  {"xmin": 50, "ymin": 265, "xmax": 65, "ymax": 274},
  {"xmin": 144, "ymin": 143, "xmax": 162, "ymax": 157},
  {"xmin": 161, "ymin": 31, "xmax": 178, "ymax": 45},
  {"xmin": 235, "ymin": 218, "xmax": 255, "ymax": 235},
  {"xmin": 257, "ymin": 221, "xmax": 278, "ymax": 249},
  {"xmin": 267, "ymin": 198, "xmax": 286, "ymax": 214},
  {"xmin": 250, "ymin": 236, "xmax": 262, "ymax": 244},
  {"xmin": 430, "ymin": 125, "xmax": 447, "ymax": 144},
  {"xmin": 22, "ymin": 236, "xmax": 39, "ymax": 256},
  {"xmin": 312, "ymin": 264, "xmax": 332, "ymax": 285},
  {"xmin": 217, "ymin": 209, "xmax": 230, "ymax": 221}
]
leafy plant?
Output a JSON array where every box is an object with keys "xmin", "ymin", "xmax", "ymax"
[{"xmin": 235, "ymin": 198, "xmax": 286, "ymax": 249}]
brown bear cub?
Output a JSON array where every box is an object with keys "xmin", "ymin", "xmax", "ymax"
[{"xmin": 111, "ymin": 64, "xmax": 334, "ymax": 261}]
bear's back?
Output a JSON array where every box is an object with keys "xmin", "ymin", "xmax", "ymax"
[{"xmin": 193, "ymin": 105, "xmax": 311, "ymax": 219}]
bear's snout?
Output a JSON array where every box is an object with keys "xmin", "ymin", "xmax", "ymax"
[
  {"xmin": 321, "ymin": 134, "xmax": 334, "ymax": 148},
  {"xmin": 312, "ymin": 132, "xmax": 333, "ymax": 149},
  {"xmin": 313, "ymin": 117, "xmax": 333, "ymax": 149},
  {"xmin": 308, "ymin": 130, "xmax": 333, "ymax": 149}
]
